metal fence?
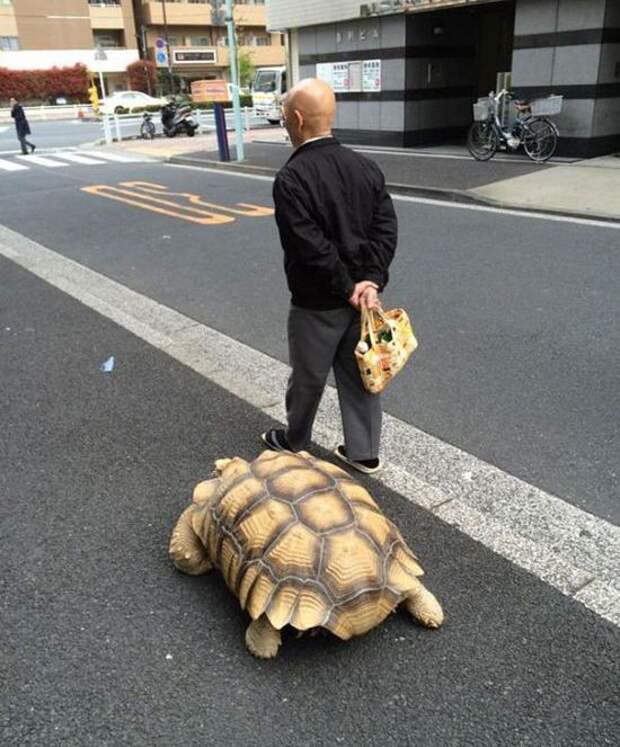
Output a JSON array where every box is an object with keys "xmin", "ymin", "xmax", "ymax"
[
  {"xmin": 0, "ymin": 104, "xmax": 94, "ymax": 123},
  {"xmin": 100, "ymin": 106, "xmax": 271, "ymax": 144}
]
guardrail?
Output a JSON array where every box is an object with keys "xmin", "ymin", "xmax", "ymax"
[
  {"xmin": 0, "ymin": 104, "xmax": 95, "ymax": 123},
  {"xmin": 100, "ymin": 106, "xmax": 271, "ymax": 144}
]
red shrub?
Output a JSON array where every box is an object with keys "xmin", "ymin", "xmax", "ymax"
[
  {"xmin": 0, "ymin": 64, "xmax": 90, "ymax": 102},
  {"xmin": 127, "ymin": 60, "xmax": 157, "ymax": 94}
]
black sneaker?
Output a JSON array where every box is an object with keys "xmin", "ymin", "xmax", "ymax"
[
  {"xmin": 261, "ymin": 429, "xmax": 293, "ymax": 452},
  {"xmin": 334, "ymin": 445, "xmax": 382, "ymax": 475},
  {"xmin": 30, "ymin": 145, "xmax": 36, "ymax": 154}
]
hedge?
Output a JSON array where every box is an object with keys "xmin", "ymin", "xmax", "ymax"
[{"xmin": 0, "ymin": 64, "xmax": 89, "ymax": 103}]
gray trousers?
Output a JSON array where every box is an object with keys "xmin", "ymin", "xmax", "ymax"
[{"xmin": 285, "ymin": 304, "xmax": 382, "ymax": 460}]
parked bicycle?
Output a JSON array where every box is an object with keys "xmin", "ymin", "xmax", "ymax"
[
  {"xmin": 140, "ymin": 111, "xmax": 156, "ymax": 139},
  {"xmin": 467, "ymin": 89, "xmax": 562, "ymax": 163}
]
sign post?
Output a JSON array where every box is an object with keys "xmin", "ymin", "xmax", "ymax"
[{"xmin": 224, "ymin": 0, "xmax": 244, "ymax": 162}]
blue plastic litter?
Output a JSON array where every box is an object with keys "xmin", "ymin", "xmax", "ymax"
[{"xmin": 100, "ymin": 356, "xmax": 115, "ymax": 373}]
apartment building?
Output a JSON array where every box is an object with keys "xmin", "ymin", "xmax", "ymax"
[
  {"xmin": 268, "ymin": 0, "xmax": 620, "ymax": 157},
  {"xmin": 134, "ymin": 0, "xmax": 285, "ymax": 85},
  {"xmin": 0, "ymin": 0, "xmax": 140, "ymax": 92}
]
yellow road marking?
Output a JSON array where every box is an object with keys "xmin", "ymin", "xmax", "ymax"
[
  {"xmin": 82, "ymin": 184, "xmax": 234, "ymax": 224},
  {"xmin": 120, "ymin": 181, "xmax": 274, "ymax": 217},
  {"xmin": 81, "ymin": 180, "xmax": 274, "ymax": 225}
]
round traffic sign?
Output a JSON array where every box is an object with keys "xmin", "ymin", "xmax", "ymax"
[{"xmin": 155, "ymin": 38, "xmax": 166, "ymax": 49}]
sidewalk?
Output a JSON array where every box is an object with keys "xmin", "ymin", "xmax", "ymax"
[{"xmin": 105, "ymin": 127, "xmax": 619, "ymax": 222}]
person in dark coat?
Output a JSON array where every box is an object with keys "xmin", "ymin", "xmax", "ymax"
[
  {"xmin": 10, "ymin": 98, "xmax": 36, "ymax": 155},
  {"xmin": 261, "ymin": 78, "xmax": 398, "ymax": 474}
]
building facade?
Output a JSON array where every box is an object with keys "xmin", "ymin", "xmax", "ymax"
[
  {"xmin": 267, "ymin": 0, "xmax": 620, "ymax": 157},
  {"xmin": 134, "ymin": 0, "xmax": 285, "ymax": 87},
  {"xmin": 0, "ymin": 0, "xmax": 140, "ymax": 93}
]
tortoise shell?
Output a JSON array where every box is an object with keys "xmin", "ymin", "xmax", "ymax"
[{"xmin": 196, "ymin": 450, "xmax": 424, "ymax": 640}]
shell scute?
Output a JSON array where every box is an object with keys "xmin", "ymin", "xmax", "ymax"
[
  {"xmin": 296, "ymin": 489, "xmax": 355, "ymax": 534},
  {"xmin": 335, "ymin": 478, "xmax": 379, "ymax": 510},
  {"xmin": 268, "ymin": 466, "xmax": 334, "ymax": 502},
  {"xmin": 323, "ymin": 529, "xmax": 383, "ymax": 601},
  {"xmin": 233, "ymin": 498, "xmax": 295, "ymax": 560},
  {"xmin": 263, "ymin": 522, "xmax": 320, "ymax": 579}
]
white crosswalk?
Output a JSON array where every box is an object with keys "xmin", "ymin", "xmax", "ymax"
[{"xmin": 0, "ymin": 149, "xmax": 153, "ymax": 173}]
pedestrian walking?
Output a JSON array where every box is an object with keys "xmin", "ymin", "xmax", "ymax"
[
  {"xmin": 261, "ymin": 78, "xmax": 398, "ymax": 474},
  {"xmin": 10, "ymin": 97, "xmax": 36, "ymax": 155}
]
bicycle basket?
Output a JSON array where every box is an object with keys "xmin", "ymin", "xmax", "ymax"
[
  {"xmin": 530, "ymin": 95, "xmax": 563, "ymax": 116},
  {"xmin": 473, "ymin": 98, "xmax": 492, "ymax": 121}
]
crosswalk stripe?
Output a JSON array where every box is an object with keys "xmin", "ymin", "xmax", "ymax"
[
  {"xmin": 17, "ymin": 154, "xmax": 68, "ymax": 168},
  {"xmin": 79, "ymin": 150, "xmax": 145, "ymax": 163},
  {"xmin": 52, "ymin": 152, "xmax": 106, "ymax": 165},
  {"xmin": 0, "ymin": 158, "xmax": 28, "ymax": 171}
]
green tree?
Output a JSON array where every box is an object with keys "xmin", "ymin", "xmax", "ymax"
[{"xmin": 227, "ymin": 49, "xmax": 255, "ymax": 90}]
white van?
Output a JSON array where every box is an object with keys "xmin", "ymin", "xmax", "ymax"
[{"xmin": 252, "ymin": 66, "xmax": 287, "ymax": 124}]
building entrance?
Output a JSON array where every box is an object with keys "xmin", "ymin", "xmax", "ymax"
[{"xmin": 474, "ymin": 1, "xmax": 516, "ymax": 97}]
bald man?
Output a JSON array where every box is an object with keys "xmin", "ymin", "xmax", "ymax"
[{"xmin": 261, "ymin": 78, "xmax": 398, "ymax": 474}]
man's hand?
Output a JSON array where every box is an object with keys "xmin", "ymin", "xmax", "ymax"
[
  {"xmin": 349, "ymin": 280, "xmax": 379, "ymax": 309},
  {"xmin": 359, "ymin": 285, "xmax": 382, "ymax": 311}
]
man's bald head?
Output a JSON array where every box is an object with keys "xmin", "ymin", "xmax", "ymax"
[{"xmin": 282, "ymin": 78, "xmax": 336, "ymax": 147}]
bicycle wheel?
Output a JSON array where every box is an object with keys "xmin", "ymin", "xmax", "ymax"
[
  {"xmin": 140, "ymin": 121, "xmax": 155, "ymax": 140},
  {"xmin": 467, "ymin": 121, "xmax": 499, "ymax": 161},
  {"xmin": 523, "ymin": 118, "xmax": 558, "ymax": 163}
]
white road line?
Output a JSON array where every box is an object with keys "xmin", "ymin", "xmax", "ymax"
[
  {"xmin": 166, "ymin": 164, "xmax": 620, "ymax": 230},
  {"xmin": 0, "ymin": 158, "xmax": 28, "ymax": 172},
  {"xmin": 79, "ymin": 150, "xmax": 150, "ymax": 163},
  {"xmin": 0, "ymin": 222, "xmax": 618, "ymax": 628},
  {"xmin": 52, "ymin": 152, "xmax": 106, "ymax": 165},
  {"xmin": 16, "ymin": 154, "xmax": 68, "ymax": 168}
]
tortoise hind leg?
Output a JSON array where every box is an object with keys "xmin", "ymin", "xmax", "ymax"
[
  {"xmin": 245, "ymin": 615, "xmax": 282, "ymax": 659},
  {"xmin": 404, "ymin": 579, "xmax": 444, "ymax": 629},
  {"xmin": 169, "ymin": 506, "xmax": 212, "ymax": 575}
]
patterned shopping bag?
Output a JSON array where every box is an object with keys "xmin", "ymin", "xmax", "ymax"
[{"xmin": 355, "ymin": 306, "xmax": 418, "ymax": 394}]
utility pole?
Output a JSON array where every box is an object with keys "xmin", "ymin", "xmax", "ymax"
[
  {"xmin": 225, "ymin": 0, "xmax": 244, "ymax": 161},
  {"xmin": 161, "ymin": 0, "xmax": 175, "ymax": 95}
]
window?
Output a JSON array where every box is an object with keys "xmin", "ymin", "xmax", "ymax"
[
  {"xmin": 0, "ymin": 37, "xmax": 20, "ymax": 50},
  {"xmin": 0, "ymin": 0, "xmax": 13, "ymax": 6},
  {"xmin": 188, "ymin": 36, "xmax": 211, "ymax": 47},
  {"xmin": 93, "ymin": 30, "xmax": 124, "ymax": 48}
]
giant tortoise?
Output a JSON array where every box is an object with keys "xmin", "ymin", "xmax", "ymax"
[{"xmin": 169, "ymin": 450, "xmax": 443, "ymax": 658}]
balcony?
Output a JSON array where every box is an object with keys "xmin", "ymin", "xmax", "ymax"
[
  {"xmin": 90, "ymin": 4, "xmax": 125, "ymax": 30},
  {"xmin": 149, "ymin": 43, "xmax": 284, "ymax": 68},
  {"xmin": 142, "ymin": 2, "xmax": 212, "ymax": 26},
  {"xmin": 216, "ymin": 44, "xmax": 285, "ymax": 67},
  {"xmin": 234, "ymin": 4, "xmax": 266, "ymax": 27},
  {"xmin": 141, "ymin": 2, "xmax": 266, "ymax": 28}
]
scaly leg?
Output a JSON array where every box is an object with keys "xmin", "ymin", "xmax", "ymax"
[
  {"xmin": 245, "ymin": 615, "xmax": 282, "ymax": 659},
  {"xmin": 169, "ymin": 506, "xmax": 212, "ymax": 575},
  {"xmin": 404, "ymin": 579, "xmax": 444, "ymax": 629}
]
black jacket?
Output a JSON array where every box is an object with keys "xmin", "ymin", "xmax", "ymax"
[
  {"xmin": 11, "ymin": 104, "xmax": 31, "ymax": 138},
  {"xmin": 273, "ymin": 137, "xmax": 397, "ymax": 310}
]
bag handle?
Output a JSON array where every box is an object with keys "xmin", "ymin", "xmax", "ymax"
[{"xmin": 361, "ymin": 305, "xmax": 384, "ymax": 348}]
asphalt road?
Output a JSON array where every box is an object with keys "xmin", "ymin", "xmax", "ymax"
[
  {"xmin": 0, "ymin": 159, "xmax": 616, "ymax": 523},
  {"xmin": 2, "ymin": 257, "xmax": 618, "ymax": 746},
  {"xmin": 0, "ymin": 120, "xmax": 102, "ymax": 153}
]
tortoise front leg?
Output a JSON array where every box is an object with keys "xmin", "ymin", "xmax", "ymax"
[
  {"xmin": 245, "ymin": 615, "xmax": 282, "ymax": 659},
  {"xmin": 404, "ymin": 579, "xmax": 444, "ymax": 629},
  {"xmin": 169, "ymin": 506, "xmax": 212, "ymax": 575}
]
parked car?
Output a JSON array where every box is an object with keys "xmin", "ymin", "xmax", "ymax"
[{"xmin": 100, "ymin": 91, "xmax": 167, "ymax": 115}]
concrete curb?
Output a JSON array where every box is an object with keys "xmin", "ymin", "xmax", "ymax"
[{"xmin": 166, "ymin": 155, "xmax": 620, "ymax": 225}]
